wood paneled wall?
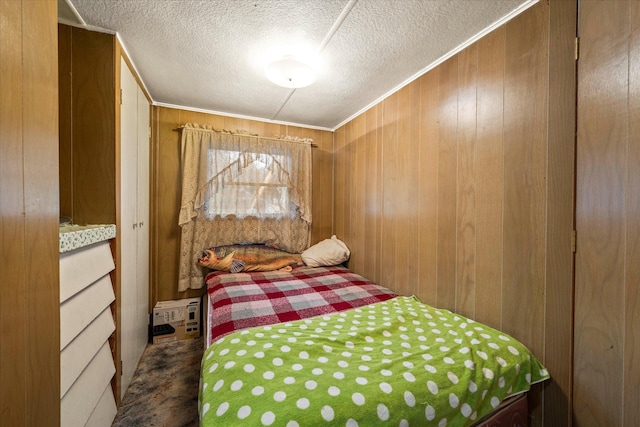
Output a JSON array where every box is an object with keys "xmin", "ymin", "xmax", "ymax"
[
  {"xmin": 0, "ymin": 0, "xmax": 60, "ymax": 425},
  {"xmin": 58, "ymin": 25, "xmax": 116, "ymax": 225},
  {"xmin": 334, "ymin": 1, "xmax": 576, "ymax": 426},
  {"xmin": 574, "ymin": 0, "xmax": 640, "ymax": 425},
  {"xmin": 150, "ymin": 107, "xmax": 334, "ymax": 303}
]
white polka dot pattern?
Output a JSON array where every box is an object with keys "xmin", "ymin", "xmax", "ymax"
[{"xmin": 199, "ymin": 296, "xmax": 549, "ymax": 426}]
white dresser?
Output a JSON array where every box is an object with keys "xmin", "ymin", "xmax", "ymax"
[{"xmin": 59, "ymin": 225, "xmax": 117, "ymax": 427}]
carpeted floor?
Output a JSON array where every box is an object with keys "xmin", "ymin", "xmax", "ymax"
[{"xmin": 112, "ymin": 337, "xmax": 204, "ymax": 427}]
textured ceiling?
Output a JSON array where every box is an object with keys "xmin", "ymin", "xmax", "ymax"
[{"xmin": 62, "ymin": 0, "xmax": 536, "ymax": 130}]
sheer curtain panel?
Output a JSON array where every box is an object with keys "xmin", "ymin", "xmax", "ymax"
[{"xmin": 178, "ymin": 124, "xmax": 312, "ymax": 291}]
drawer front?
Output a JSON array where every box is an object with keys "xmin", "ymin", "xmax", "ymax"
[
  {"xmin": 61, "ymin": 342, "xmax": 116, "ymax": 427},
  {"xmin": 60, "ymin": 241, "xmax": 114, "ymax": 303}
]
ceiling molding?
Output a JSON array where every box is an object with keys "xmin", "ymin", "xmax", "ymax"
[
  {"xmin": 332, "ymin": 0, "xmax": 540, "ymax": 131},
  {"xmin": 58, "ymin": 0, "xmax": 85, "ymax": 26},
  {"xmin": 153, "ymin": 102, "xmax": 334, "ymax": 132}
]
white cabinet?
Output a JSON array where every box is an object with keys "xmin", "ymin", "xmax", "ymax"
[
  {"xmin": 119, "ymin": 57, "xmax": 150, "ymax": 399},
  {"xmin": 60, "ymin": 238, "xmax": 117, "ymax": 427}
]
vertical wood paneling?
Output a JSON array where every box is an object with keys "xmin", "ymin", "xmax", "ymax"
[
  {"xmin": 437, "ymin": 58, "xmax": 458, "ymax": 311},
  {"xmin": 475, "ymin": 28, "xmax": 505, "ymax": 329},
  {"xmin": 0, "ymin": 2, "xmax": 27, "ymax": 423},
  {"xmin": 58, "ymin": 25, "xmax": 117, "ymax": 225},
  {"xmin": 381, "ymin": 94, "xmax": 398, "ymax": 289},
  {"xmin": 71, "ymin": 28, "xmax": 116, "ymax": 224},
  {"xmin": 333, "ymin": 2, "xmax": 573, "ymax": 425},
  {"xmin": 417, "ymin": 70, "xmax": 439, "ymax": 307},
  {"xmin": 23, "ymin": 3, "xmax": 60, "ymax": 423},
  {"xmin": 395, "ymin": 88, "xmax": 409, "ymax": 294},
  {"xmin": 396, "ymin": 84, "xmax": 420, "ymax": 297},
  {"xmin": 625, "ymin": 3, "xmax": 640, "ymax": 425},
  {"xmin": 376, "ymin": 105, "xmax": 385, "ymax": 285},
  {"xmin": 363, "ymin": 106, "xmax": 380, "ymax": 284},
  {"xmin": 334, "ymin": 126, "xmax": 346, "ymax": 239},
  {"xmin": 152, "ymin": 107, "xmax": 183, "ymax": 303},
  {"xmin": 544, "ymin": 0, "xmax": 577, "ymax": 424},
  {"xmin": 150, "ymin": 107, "xmax": 333, "ymax": 302},
  {"xmin": 310, "ymin": 130, "xmax": 333, "ymax": 244},
  {"xmin": 455, "ymin": 45, "xmax": 477, "ymax": 318},
  {"xmin": 503, "ymin": 9, "xmax": 549, "ymax": 420},
  {"xmin": 287, "ymin": 124, "xmax": 333, "ymax": 246},
  {"xmin": 1, "ymin": 1, "xmax": 60, "ymax": 425},
  {"xmin": 323, "ymin": 130, "xmax": 334, "ymax": 240},
  {"xmin": 575, "ymin": 1, "xmax": 630, "ymax": 425},
  {"xmin": 321, "ymin": 130, "xmax": 335, "ymax": 240},
  {"xmin": 58, "ymin": 25, "xmax": 72, "ymax": 219},
  {"xmin": 352, "ymin": 114, "xmax": 366, "ymax": 273},
  {"xmin": 375, "ymin": 105, "xmax": 384, "ymax": 285},
  {"xmin": 502, "ymin": 4, "xmax": 547, "ymax": 357},
  {"xmin": 343, "ymin": 122, "xmax": 353, "ymax": 251}
]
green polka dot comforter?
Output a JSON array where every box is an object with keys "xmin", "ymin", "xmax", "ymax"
[{"xmin": 199, "ymin": 296, "xmax": 549, "ymax": 426}]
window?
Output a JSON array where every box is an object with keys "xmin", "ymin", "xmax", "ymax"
[
  {"xmin": 205, "ymin": 149, "xmax": 297, "ymax": 220},
  {"xmin": 178, "ymin": 124, "xmax": 312, "ymax": 290}
]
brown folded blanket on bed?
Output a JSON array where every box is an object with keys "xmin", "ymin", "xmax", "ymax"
[{"xmin": 198, "ymin": 243, "xmax": 302, "ymax": 273}]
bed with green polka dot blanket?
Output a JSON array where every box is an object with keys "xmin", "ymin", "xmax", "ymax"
[{"xmin": 199, "ymin": 296, "xmax": 549, "ymax": 426}]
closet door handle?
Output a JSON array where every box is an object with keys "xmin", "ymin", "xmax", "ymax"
[
  {"xmin": 133, "ymin": 223, "xmax": 137, "ymax": 229},
  {"xmin": 138, "ymin": 222, "xmax": 144, "ymax": 228}
]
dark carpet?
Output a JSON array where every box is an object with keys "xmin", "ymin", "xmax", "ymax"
[{"xmin": 112, "ymin": 337, "xmax": 204, "ymax": 427}]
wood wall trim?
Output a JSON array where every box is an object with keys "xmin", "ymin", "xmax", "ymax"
[
  {"xmin": 544, "ymin": 0, "xmax": 577, "ymax": 424},
  {"xmin": 112, "ymin": 37, "xmax": 123, "ymax": 404},
  {"xmin": 624, "ymin": 4, "xmax": 640, "ymax": 426}
]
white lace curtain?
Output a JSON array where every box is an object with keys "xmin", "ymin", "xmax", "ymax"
[{"xmin": 178, "ymin": 124, "xmax": 312, "ymax": 291}]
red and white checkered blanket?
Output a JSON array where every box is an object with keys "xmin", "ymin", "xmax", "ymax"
[{"xmin": 205, "ymin": 265, "xmax": 397, "ymax": 345}]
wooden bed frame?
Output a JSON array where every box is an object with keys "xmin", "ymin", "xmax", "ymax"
[{"xmin": 473, "ymin": 393, "xmax": 528, "ymax": 427}]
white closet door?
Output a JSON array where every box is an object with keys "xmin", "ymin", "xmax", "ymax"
[
  {"xmin": 135, "ymin": 83, "xmax": 150, "ymax": 360},
  {"xmin": 119, "ymin": 57, "xmax": 149, "ymax": 399},
  {"xmin": 119, "ymin": 58, "xmax": 138, "ymax": 398}
]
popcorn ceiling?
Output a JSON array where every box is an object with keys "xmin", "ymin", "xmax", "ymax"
[{"xmin": 68, "ymin": 0, "xmax": 535, "ymax": 130}]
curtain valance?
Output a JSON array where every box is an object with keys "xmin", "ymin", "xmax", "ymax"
[{"xmin": 179, "ymin": 124, "xmax": 312, "ymax": 226}]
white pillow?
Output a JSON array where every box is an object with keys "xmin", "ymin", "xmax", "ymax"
[{"xmin": 301, "ymin": 235, "xmax": 350, "ymax": 267}]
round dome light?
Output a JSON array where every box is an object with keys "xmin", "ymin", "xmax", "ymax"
[{"xmin": 265, "ymin": 56, "xmax": 316, "ymax": 89}]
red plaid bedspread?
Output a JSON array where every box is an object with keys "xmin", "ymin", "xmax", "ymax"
[{"xmin": 205, "ymin": 265, "xmax": 397, "ymax": 345}]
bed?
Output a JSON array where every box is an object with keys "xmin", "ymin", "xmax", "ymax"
[{"xmin": 198, "ymin": 264, "xmax": 549, "ymax": 427}]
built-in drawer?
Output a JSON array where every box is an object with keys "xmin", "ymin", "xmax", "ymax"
[
  {"xmin": 60, "ymin": 274, "xmax": 115, "ymax": 350},
  {"xmin": 60, "ymin": 230, "xmax": 117, "ymax": 427},
  {"xmin": 60, "ymin": 240, "xmax": 115, "ymax": 303},
  {"xmin": 61, "ymin": 342, "xmax": 116, "ymax": 427},
  {"xmin": 61, "ymin": 307, "xmax": 115, "ymax": 396},
  {"xmin": 84, "ymin": 382, "xmax": 118, "ymax": 427}
]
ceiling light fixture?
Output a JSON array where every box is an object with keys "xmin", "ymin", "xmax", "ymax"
[{"xmin": 265, "ymin": 55, "xmax": 316, "ymax": 89}]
